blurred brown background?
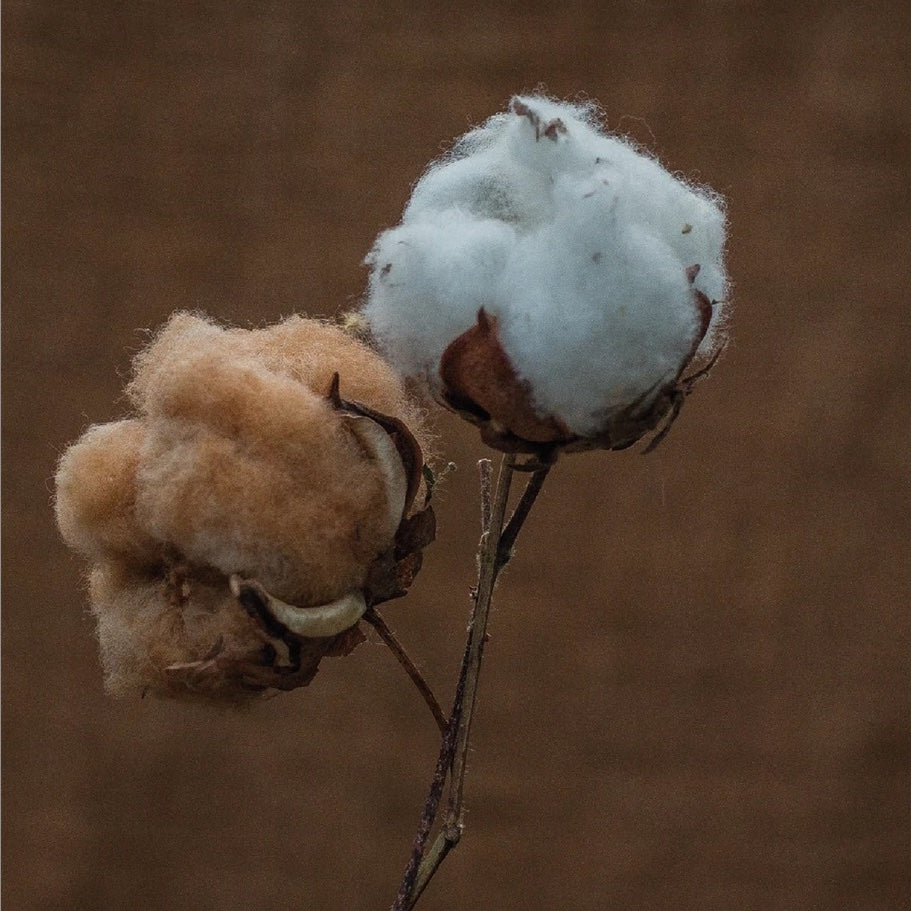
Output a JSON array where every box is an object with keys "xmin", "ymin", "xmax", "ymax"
[{"xmin": 3, "ymin": 2, "xmax": 909, "ymax": 909}]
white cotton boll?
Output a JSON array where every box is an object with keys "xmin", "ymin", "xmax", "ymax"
[{"xmin": 363, "ymin": 94, "xmax": 730, "ymax": 452}]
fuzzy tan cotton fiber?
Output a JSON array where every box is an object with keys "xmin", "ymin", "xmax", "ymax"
[{"xmin": 55, "ymin": 313, "xmax": 427, "ymax": 701}]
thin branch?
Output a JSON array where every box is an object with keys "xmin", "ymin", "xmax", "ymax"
[
  {"xmin": 498, "ymin": 462, "xmax": 551, "ymax": 564},
  {"xmin": 364, "ymin": 608, "xmax": 447, "ymax": 735},
  {"xmin": 391, "ymin": 638, "xmax": 470, "ymax": 911}
]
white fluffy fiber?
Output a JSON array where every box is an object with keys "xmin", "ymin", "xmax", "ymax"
[{"xmin": 364, "ymin": 95, "xmax": 729, "ymax": 437}]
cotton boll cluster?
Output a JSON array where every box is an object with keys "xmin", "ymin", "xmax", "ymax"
[
  {"xmin": 55, "ymin": 313, "xmax": 431, "ymax": 701},
  {"xmin": 364, "ymin": 95, "xmax": 729, "ymax": 453}
]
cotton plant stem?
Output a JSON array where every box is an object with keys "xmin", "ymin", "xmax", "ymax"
[
  {"xmin": 388, "ymin": 459, "xmax": 497, "ymax": 911},
  {"xmin": 363, "ymin": 608, "xmax": 448, "ymax": 735},
  {"xmin": 478, "ymin": 458, "xmax": 493, "ymax": 534},
  {"xmin": 395, "ymin": 451, "xmax": 556, "ymax": 910},
  {"xmin": 391, "ymin": 644, "xmax": 469, "ymax": 911},
  {"xmin": 398, "ymin": 456, "xmax": 495, "ymax": 904},
  {"xmin": 445, "ymin": 453, "xmax": 515, "ymax": 820}
]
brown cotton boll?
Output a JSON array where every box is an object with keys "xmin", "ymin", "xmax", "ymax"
[
  {"xmin": 138, "ymin": 343, "xmax": 344, "ymax": 456},
  {"xmin": 127, "ymin": 312, "xmax": 220, "ymax": 413},
  {"xmin": 173, "ymin": 350, "xmax": 359, "ymax": 470},
  {"xmin": 88, "ymin": 561, "xmax": 195, "ymax": 699},
  {"xmin": 130, "ymin": 312, "xmax": 429, "ymax": 483},
  {"xmin": 54, "ymin": 420, "xmax": 160, "ymax": 565},
  {"xmin": 58, "ymin": 311, "xmax": 432, "ymax": 701}
]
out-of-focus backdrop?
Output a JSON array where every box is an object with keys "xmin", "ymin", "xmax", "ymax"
[{"xmin": 3, "ymin": 2, "xmax": 908, "ymax": 909}]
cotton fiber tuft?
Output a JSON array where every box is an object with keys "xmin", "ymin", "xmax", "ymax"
[
  {"xmin": 363, "ymin": 95, "xmax": 729, "ymax": 453},
  {"xmin": 55, "ymin": 313, "xmax": 431, "ymax": 701}
]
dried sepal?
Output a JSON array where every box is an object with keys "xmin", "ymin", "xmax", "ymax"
[
  {"xmin": 327, "ymin": 372, "xmax": 424, "ymax": 517},
  {"xmin": 342, "ymin": 413, "xmax": 408, "ymax": 535},
  {"xmin": 162, "ymin": 578, "xmax": 366, "ymax": 697},
  {"xmin": 395, "ymin": 505, "xmax": 437, "ymax": 556},
  {"xmin": 511, "ymin": 97, "xmax": 568, "ymax": 141},
  {"xmin": 364, "ymin": 503, "xmax": 437, "ymax": 606},
  {"xmin": 230, "ymin": 575, "xmax": 367, "ymax": 639},
  {"xmin": 439, "ymin": 309, "xmax": 571, "ymax": 452},
  {"xmin": 154, "ymin": 568, "xmax": 368, "ymax": 698}
]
